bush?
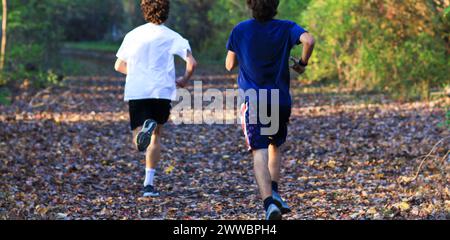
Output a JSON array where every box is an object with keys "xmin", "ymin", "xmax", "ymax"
[
  {"xmin": 1, "ymin": 0, "xmax": 70, "ymax": 87},
  {"xmin": 62, "ymin": 0, "xmax": 124, "ymax": 41},
  {"xmin": 302, "ymin": 0, "xmax": 449, "ymax": 100}
]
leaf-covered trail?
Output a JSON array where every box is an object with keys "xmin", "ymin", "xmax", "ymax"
[{"xmin": 0, "ymin": 72, "xmax": 448, "ymax": 220}]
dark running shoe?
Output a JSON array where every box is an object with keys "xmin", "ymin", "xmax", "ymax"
[
  {"xmin": 143, "ymin": 185, "xmax": 160, "ymax": 197},
  {"xmin": 265, "ymin": 204, "xmax": 282, "ymax": 220},
  {"xmin": 273, "ymin": 191, "xmax": 292, "ymax": 214},
  {"xmin": 136, "ymin": 119, "xmax": 157, "ymax": 152}
]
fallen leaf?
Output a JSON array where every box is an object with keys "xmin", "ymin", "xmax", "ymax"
[
  {"xmin": 165, "ymin": 165, "xmax": 175, "ymax": 175},
  {"xmin": 396, "ymin": 202, "xmax": 411, "ymax": 211}
]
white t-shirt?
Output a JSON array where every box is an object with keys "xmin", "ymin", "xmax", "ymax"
[{"xmin": 116, "ymin": 23, "xmax": 191, "ymax": 101}]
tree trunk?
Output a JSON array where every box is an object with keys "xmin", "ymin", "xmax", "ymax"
[{"xmin": 0, "ymin": 0, "xmax": 7, "ymax": 71}]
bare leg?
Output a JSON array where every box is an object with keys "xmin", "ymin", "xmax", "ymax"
[
  {"xmin": 268, "ymin": 144, "xmax": 291, "ymax": 214},
  {"xmin": 146, "ymin": 125, "xmax": 163, "ymax": 169},
  {"xmin": 133, "ymin": 128, "xmax": 140, "ymax": 150},
  {"xmin": 253, "ymin": 149, "xmax": 272, "ymax": 200},
  {"xmin": 268, "ymin": 144, "xmax": 281, "ymax": 183},
  {"xmin": 132, "ymin": 125, "xmax": 163, "ymax": 169}
]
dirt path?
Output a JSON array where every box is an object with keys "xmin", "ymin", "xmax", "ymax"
[{"xmin": 0, "ymin": 72, "xmax": 448, "ymax": 220}]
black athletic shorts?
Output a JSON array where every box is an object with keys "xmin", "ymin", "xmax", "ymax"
[{"xmin": 128, "ymin": 99, "xmax": 172, "ymax": 130}]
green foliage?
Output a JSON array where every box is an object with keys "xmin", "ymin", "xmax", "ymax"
[
  {"xmin": 0, "ymin": 0, "xmax": 447, "ymax": 101},
  {"xmin": 278, "ymin": 0, "xmax": 310, "ymax": 21},
  {"xmin": 446, "ymin": 109, "xmax": 450, "ymax": 129},
  {"xmin": 8, "ymin": 0, "xmax": 67, "ymax": 64},
  {"xmin": 201, "ymin": 0, "xmax": 248, "ymax": 60},
  {"xmin": 445, "ymin": 6, "xmax": 450, "ymax": 18},
  {"xmin": 60, "ymin": 59, "xmax": 85, "ymax": 76},
  {"xmin": 64, "ymin": 41, "xmax": 120, "ymax": 53},
  {"xmin": 302, "ymin": 0, "xmax": 357, "ymax": 83},
  {"xmin": 37, "ymin": 70, "xmax": 63, "ymax": 87},
  {"xmin": 302, "ymin": 0, "xmax": 449, "ymax": 100},
  {"xmin": 62, "ymin": 0, "xmax": 125, "ymax": 41},
  {"xmin": 438, "ymin": 108, "xmax": 450, "ymax": 129},
  {"xmin": 0, "ymin": 88, "xmax": 11, "ymax": 105},
  {"xmin": 1, "ymin": 0, "xmax": 70, "ymax": 87},
  {"xmin": 167, "ymin": 0, "xmax": 215, "ymax": 51}
]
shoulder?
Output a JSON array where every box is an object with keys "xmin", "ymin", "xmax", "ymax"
[
  {"xmin": 274, "ymin": 19, "xmax": 298, "ymax": 28},
  {"xmin": 237, "ymin": 19, "xmax": 254, "ymax": 27},
  {"xmin": 274, "ymin": 20, "xmax": 307, "ymax": 34},
  {"xmin": 123, "ymin": 24, "xmax": 148, "ymax": 40},
  {"xmin": 232, "ymin": 19, "xmax": 254, "ymax": 33},
  {"xmin": 130, "ymin": 24, "xmax": 150, "ymax": 34},
  {"xmin": 161, "ymin": 25, "xmax": 186, "ymax": 40}
]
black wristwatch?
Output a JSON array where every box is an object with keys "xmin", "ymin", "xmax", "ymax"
[{"xmin": 299, "ymin": 59, "xmax": 308, "ymax": 67}]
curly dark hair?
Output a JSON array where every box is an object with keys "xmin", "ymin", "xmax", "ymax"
[
  {"xmin": 246, "ymin": 0, "xmax": 279, "ymax": 22},
  {"xmin": 141, "ymin": 0, "xmax": 170, "ymax": 25}
]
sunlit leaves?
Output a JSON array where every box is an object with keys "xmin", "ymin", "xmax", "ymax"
[{"xmin": 0, "ymin": 73, "xmax": 448, "ymax": 219}]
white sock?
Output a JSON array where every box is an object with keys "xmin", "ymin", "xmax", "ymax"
[{"xmin": 144, "ymin": 168, "xmax": 156, "ymax": 187}]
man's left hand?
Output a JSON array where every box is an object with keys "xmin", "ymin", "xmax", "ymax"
[{"xmin": 290, "ymin": 57, "xmax": 306, "ymax": 75}]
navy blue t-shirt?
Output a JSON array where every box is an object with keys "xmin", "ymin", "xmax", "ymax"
[{"xmin": 227, "ymin": 19, "xmax": 306, "ymax": 107}]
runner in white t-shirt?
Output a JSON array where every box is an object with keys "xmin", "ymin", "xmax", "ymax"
[{"xmin": 114, "ymin": 0, "xmax": 197, "ymax": 197}]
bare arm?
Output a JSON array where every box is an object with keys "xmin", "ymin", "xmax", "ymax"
[
  {"xmin": 300, "ymin": 32, "xmax": 315, "ymax": 65},
  {"xmin": 114, "ymin": 59, "xmax": 127, "ymax": 75},
  {"xmin": 292, "ymin": 32, "xmax": 315, "ymax": 74},
  {"xmin": 176, "ymin": 51, "xmax": 198, "ymax": 88},
  {"xmin": 225, "ymin": 51, "xmax": 238, "ymax": 72}
]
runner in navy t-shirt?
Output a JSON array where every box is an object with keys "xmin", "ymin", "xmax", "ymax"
[{"xmin": 226, "ymin": 0, "xmax": 315, "ymax": 220}]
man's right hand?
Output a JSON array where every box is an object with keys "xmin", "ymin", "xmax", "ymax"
[
  {"xmin": 177, "ymin": 51, "xmax": 197, "ymax": 88},
  {"xmin": 176, "ymin": 76, "xmax": 188, "ymax": 88}
]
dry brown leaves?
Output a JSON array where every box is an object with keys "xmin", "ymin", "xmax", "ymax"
[{"xmin": 0, "ymin": 74, "xmax": 448, "ymax": 220}]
